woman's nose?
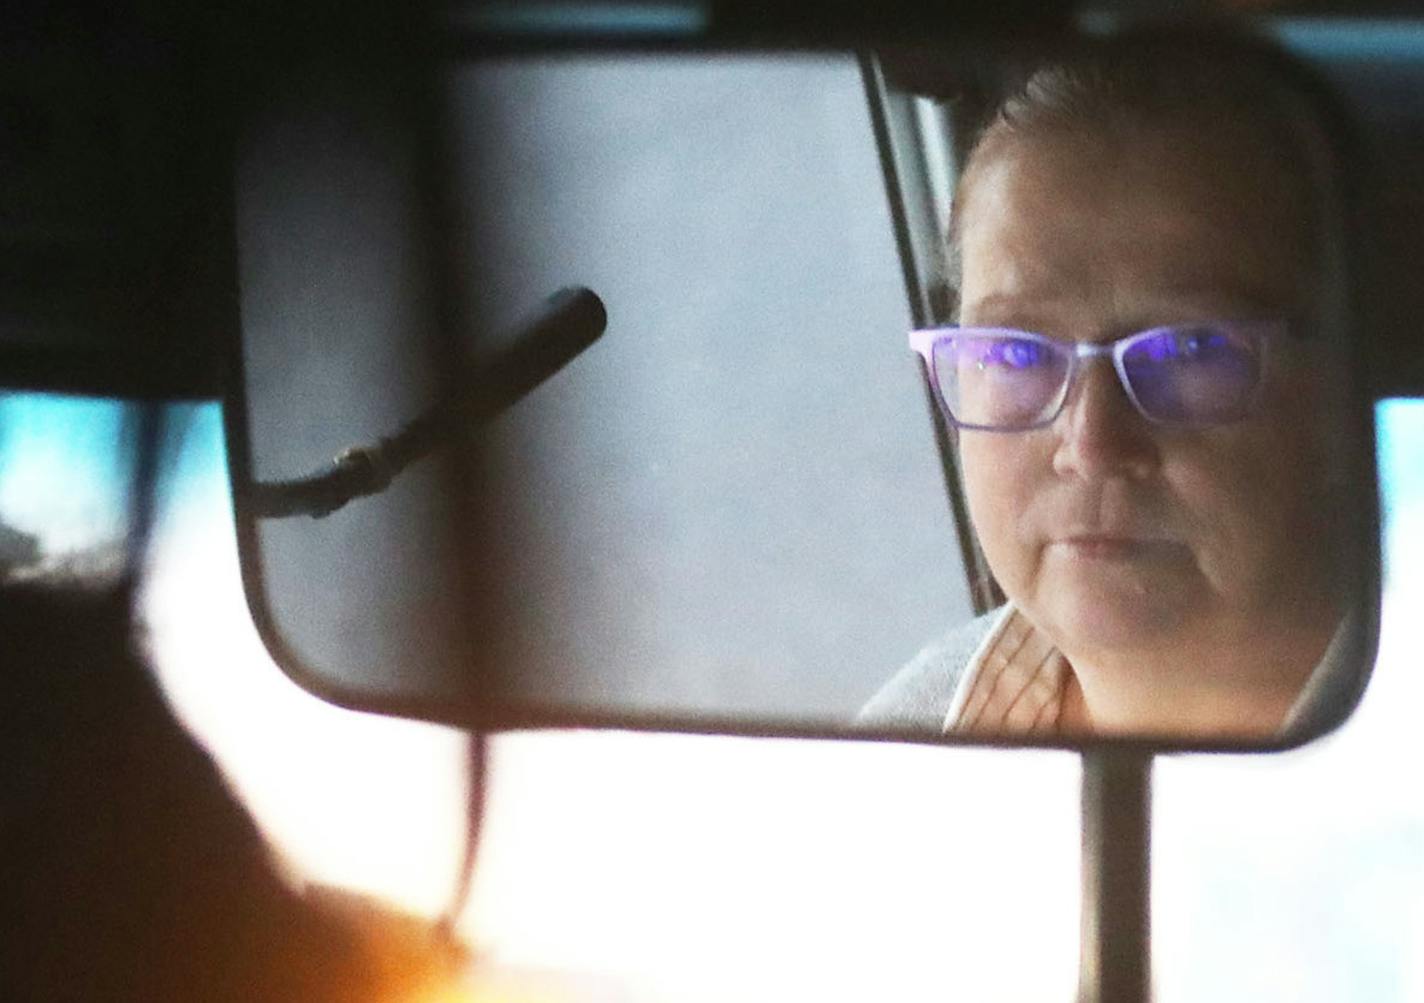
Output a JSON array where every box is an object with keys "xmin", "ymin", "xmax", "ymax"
[{"xmin": 1050, "ymin": 360, "xmax": 1161, "ymax": 481}]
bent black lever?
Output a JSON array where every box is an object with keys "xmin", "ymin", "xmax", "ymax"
[{"xmin": 248, "ymin": 286, "xmax": 607, "ymax": 519}]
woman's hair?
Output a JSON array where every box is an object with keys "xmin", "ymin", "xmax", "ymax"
[{"xmin": 945, "ymin": 37, "xmax": 1340, "ymax": 323}]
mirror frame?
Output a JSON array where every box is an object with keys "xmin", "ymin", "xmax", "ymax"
[{"xmin": 222, "ymin": 10, "xmax": 1385, "ymax": 755}]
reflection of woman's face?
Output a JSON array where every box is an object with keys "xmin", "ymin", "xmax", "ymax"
[{"xmin": 955, "ymin": 131, "xmax": 1348, "ymax": 673}]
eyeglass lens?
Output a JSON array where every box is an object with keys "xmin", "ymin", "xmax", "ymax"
[{"xmin": 931, "ymin": 325, "xmax": 1264, "ymax": 429}]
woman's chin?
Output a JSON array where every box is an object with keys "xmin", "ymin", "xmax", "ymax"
[{"xmin": 1023, "ymin": 579, "xmax": 1204, "ymax": 659}]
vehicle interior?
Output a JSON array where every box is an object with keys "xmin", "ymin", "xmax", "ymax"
[{"xmin": 3, "ymin": 3, "xmax": 1423, "ymax": 1001}]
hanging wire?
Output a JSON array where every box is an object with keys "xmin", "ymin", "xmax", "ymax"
[{"xmin": 437, "ymin": 730, "xmax": 488, "ymax": 946}]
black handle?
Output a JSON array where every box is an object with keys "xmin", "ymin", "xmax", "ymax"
[{"xmin": 248, "ymin": 286, "xmax": 607, "ymax": 519}]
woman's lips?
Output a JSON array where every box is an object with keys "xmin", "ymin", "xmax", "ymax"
[{"xmin": 1051, "ymin": 535, "xmax": 1183, "ymax": 560}]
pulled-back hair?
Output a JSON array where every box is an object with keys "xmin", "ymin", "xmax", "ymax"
[{"xmin": 945, "ymin": 35, "xmax": 1342, "ymax": 325}]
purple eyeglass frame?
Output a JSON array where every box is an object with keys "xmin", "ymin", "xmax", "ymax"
[{"xmin": 907, "ymin": 320, "xmax": 1286, "ymax": 431}]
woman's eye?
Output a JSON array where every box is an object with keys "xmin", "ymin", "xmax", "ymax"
[
  {"xmin": 982, "ymin": 339, "xmax": 1043, "ymax": 369},
  {"xmin": 1170, "ymin": 328, "xmax": 1226, "ymax": 359}
]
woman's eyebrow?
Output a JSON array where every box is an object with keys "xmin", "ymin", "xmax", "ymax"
[
  {"xmin": 962, "ymin": 274, "xmax": 1292, "ymax": 329},
  {"xmin": 1129, "ymin": 280, "xmax": 1289, "ymax": 319},
  {"xmin": 958, "ymin": 292, "xmax": 1073, "ymax": 328}
]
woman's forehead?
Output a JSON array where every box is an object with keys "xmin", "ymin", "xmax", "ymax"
[
  {"xmin": 955, "ymin": 130, "xmax": 1312, "ymax": 323},
  {"xmin": 959, "ymin": 126, "xmax": 1309, "ymax": 235}
]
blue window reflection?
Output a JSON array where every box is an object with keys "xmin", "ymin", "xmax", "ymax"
[{"xmin": 0, "ymin": 392, "xmax": 131, "ymax": 567}]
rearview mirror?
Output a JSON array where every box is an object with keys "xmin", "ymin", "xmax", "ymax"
[{"xmin": 226, "ymin": 19, "xmax": 1381, "ymax": 751}]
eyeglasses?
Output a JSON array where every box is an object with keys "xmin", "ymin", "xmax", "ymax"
[{"xmin": 908, "ymin": 321, "xmax": 1283, "ymax": 431}]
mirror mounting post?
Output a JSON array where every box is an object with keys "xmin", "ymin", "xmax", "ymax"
[
  {"xmin": 437, "ymin": 731, "xmax": 488, "ymax": 946},
  {"xmin": 1078, "ymin": 748, "xmax": 1152, "ymax": 1003}
]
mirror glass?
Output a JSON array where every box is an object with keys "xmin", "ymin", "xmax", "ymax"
[{"xmin": 231, "ymin": 34, "xmax": 1380, "ymax": 749}]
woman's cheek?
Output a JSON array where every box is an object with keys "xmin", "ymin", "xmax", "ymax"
[{"xmin": 961, "ymin": 440, "xmax": 1037, "ymax": 597}]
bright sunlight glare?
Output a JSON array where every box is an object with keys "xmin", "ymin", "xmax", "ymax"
[
  {"xmin": 140, "ymin": 404, "xmax": 468, "ymax": 916},
  {"xmin": 6, "ymin": 394, "xmax": 1415, "ymax": 1001},
  {"xmin": 140, "ymin": 403, "xmax": 1082, "ymax": 1002}
]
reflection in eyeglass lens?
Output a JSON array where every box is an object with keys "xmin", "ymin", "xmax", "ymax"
[{"xmin": 932, "ymin": 322, "xmax": 1269, "ymax": 430}]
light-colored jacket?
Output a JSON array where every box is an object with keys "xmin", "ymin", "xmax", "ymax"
[
  {"xmin": 859, "ymin": 604, "xmax": 1368, "ymax": 739},
  {"xmin": 856, "ymin": 608, "xmax": 1001, "ymax": 731}
]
